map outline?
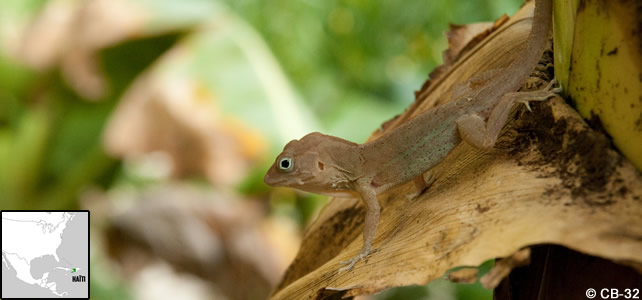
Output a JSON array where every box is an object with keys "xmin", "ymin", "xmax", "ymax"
[{"xmin": 1, "ymin": 210, "xmax": 90, "ymax": 299}]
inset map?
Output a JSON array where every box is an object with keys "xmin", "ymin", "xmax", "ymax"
[{"xmin": 2, "ymin": 211, "xmax": 89, "ymax": 299}]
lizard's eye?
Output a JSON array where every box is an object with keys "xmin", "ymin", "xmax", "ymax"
[{"xmin": 278, "ymin": 157, "xmax": 293, "ymax": 172}]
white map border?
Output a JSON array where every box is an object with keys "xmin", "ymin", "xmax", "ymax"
[{"xmin": 1, "ymin": 210, "xmax": 90, "ymax": 299}]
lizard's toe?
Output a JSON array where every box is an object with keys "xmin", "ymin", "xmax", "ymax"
[
  {"xmin": 518, "ymin": 100, "xmax": 534, "ymax": 112},
  {"xmin": 338, "ymin": 251, "xmax": 370, "ymax": 273},
  {"xmin": 546, "ymin": 79, "xmax": 562, "ymax": 93}
]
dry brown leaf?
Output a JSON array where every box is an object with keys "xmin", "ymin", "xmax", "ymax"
[
  {"xmin": 13, "ymin": 0, "xmax": 146, "ymax": 99},
  {"xmin": 447, "ymin": 268, "xmax": 479, "ymax": 284},
  {"xmin": 270, "ymin": 2, "xmax": 642, "ymax": 299},
  {"xmin": 103, "ymin": 50, "xmax": 267, "ymax": 185},
  {"xmin": 443, "ymin": 17, "xmax": 508, "ymax": 66},
  {"xmin": 60, "ymin": 0, "xmax": 147, "ymax": 99},
  {"xmin": 399, "ymin": 20, "xmax": 501, "ymax": 135},
  {"xmin": 103, "ymin": 184, "xmax": 298, "ymax": 300},
  {"xmin": 15, "ymin": 0, "xmax": 81, "ymax": 70},
  {"xmin": 480, "ymin": 248, "xmax": 530, "ymax": 288}
]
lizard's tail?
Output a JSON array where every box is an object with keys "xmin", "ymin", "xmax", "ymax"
[
  {"xmin": 502, "ymin": 0, "xmax": 553, "ymax": 91},
  {"xmin": 522, "ymin": 0, "xmax": 553, "ymax": 71}
]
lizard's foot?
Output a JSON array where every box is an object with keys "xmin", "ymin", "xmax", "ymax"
[
  {"xmin": 517, "ymin": 79, "xmax": 562, "ymax": 112},
  {"xmin": 542, "ymin": 78, "xmax": 562, "ymax": 94},
  {"xmin": 338, "ymin": 250, "xmax": 370, "ymax": 273}
]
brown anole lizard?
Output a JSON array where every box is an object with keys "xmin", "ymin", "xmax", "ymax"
[{"xmin": 265, "ymin": 0, "xmax": 559, "ymax": 272}]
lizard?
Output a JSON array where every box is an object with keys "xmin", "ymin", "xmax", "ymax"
[{"xmin": 264, "ymin": 0, "xmax": 558, "ymax": 272}]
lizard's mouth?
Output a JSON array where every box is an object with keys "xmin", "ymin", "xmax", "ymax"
[{"xmin": 264, "ymin": 165, "xmax": 285, "ymax": 186}]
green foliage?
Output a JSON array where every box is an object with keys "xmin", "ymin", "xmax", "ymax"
[
  {"xmin": 224, "ymin": 0, "xmax": 522, "ymax": 140},
  {"xmin": 376, "ymin": 259, "xmax": 495, "ymax": 300}
]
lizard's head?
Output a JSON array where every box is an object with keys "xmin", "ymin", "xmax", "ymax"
[{"xmin": 264, "ymin": 132, "xmax": 349, "ymax": 194}]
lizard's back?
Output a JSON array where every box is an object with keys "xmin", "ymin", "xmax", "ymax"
[
  {"xmin": 358, "ymin": 0, "xmax": 552, "ymax": 191},
  {"xmin": 360, "ymin": 100, "xmax": 469, "ymax": 189}
]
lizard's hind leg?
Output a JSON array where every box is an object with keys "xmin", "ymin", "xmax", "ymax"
[
  {"xmin": 456, "ymin": 79, "xmax": 561, "ymax": 149},
  {"xmin": 515, "ymin": 79, "xmax": 561, "ymax": 111}
]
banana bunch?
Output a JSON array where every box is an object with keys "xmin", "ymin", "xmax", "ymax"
[{"xmin": 553, "ymin": 0, "xmax": 642, "ymax": 170}]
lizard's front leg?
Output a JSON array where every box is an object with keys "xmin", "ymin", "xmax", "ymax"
[
  {"xmin": 456, "ymin": 79, "xmax": 561, "ymax": 149},
  {"xmin": 339, "ymin": 184, "xmax": 380, "ymax": 272}
]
